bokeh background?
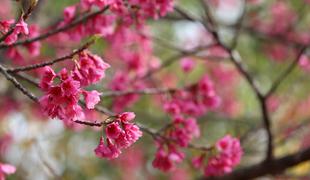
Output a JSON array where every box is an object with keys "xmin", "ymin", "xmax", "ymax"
[{"xmin": 1, "ymin": 0, "xmax": 310, "ymax": 179}]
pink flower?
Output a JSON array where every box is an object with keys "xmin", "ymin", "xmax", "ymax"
[
  {"xmin": 4, "ymin": 19, "xmax": 29, "ymax": 45},
  {"xmin": 204, "ymin": 135, "xmax": 243, "ymax": 177},
  {"xmin": 152, "ymin": 149, "xmax": 173, "ymax": 172},
  {"xmin": 73, "ymin": 52, "xmax": 110, "ymax": 86},
  {"xmin": 0, "ymin": 20, "xmax": 14, "ymax": 32},
  {"xmin": 170, "ymin": 116, "xmax": 200, "ymax": 147},
  {"xmin": 192, "ymin": 155, "xmax": 205, "ymax": 169},
  {"xmin": 216, "ymin": 135, "xmax": 243, "ymax": 165},
  {"xmin": 94, "ymin": 112, "xmax": 142, "ymax": 159},
  {"xmin": 39, "ymin": 66, "xmax": 56, "ymax": 91},
  {"xmin": 299, "ymin": 55, "xmax": 310, "ymax": 72},
  {"xmin": 15, "ymin": 19, "xmax": 29, "ymax": 35},
  {"xmin": 164, "ymin": 101, "xmax": 181, "ymax": 115},
  {"xmin": 82, "ymin": 90, "xmax": 101, "ymax": 109},
  {"xmin": 118, "ymin": 112, "xmax": 136, "ymax": 122},
  {"xmin": 39, "ymin": 57, "xmax": 108, "ymax": 125},
  {"xmin": 123, "ymin": 123, "xmax": 143, "ymax": 146},
  {"xmin": 60, "ymin": 78, "xmax": 80, "ymax": 96},
  {"xmin": 152, "ymin": 145, "xmax": 184, "ymax": 172},
  {"xmin": 63, "ymin": 5, "xmax": 76, "ymax": 22},
  {"xmin": 180, "ymin": 57, "xmax": 195, "ymax": 72},
  {"xmin": 39, "ymin": 67, "xmax": 87, "ymax": 123},
  {"xmin": 80, "ymin": 0, "xmax": 110, "ymax": 10},
  {"xmin": 152, "ymin": 148, "xmax": 174, "ymax": 171},
  {"xmin": 4, "ymin": 32, "xmax": 18, "ymax": 45},
  {"xmin": 198, "ymin": 75, "xmax": 215, "ymax": 94},
  {"xmin": 0, "ymin": 163, "xmax": 16, "ymax": 180},
  {"xmin": 106, "ymin": 122, "xmax": 122, "ymax": 139},
  {"xmin": 94, "ymin": 137, "xmax": 121, "ymax": 160}
]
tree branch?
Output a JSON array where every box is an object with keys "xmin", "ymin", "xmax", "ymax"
[
  {"xmin": 0, "ymin": 6, "xmax": 109, "ymax": 49},
  {"xmin": 0, "ymin": 64, "xmax": 38, "ymax": 102},
  {"xmin": 100, "ymin": 87, "xmax": 177, "ymax": 97},
  {"xmin": 199, "ymin": 1, "xmax": 272, "ymax": 160},
  {"xmin": 204, "ymin": 147, "xmax": 310, "ymax": 180},
  {"xmin": 6, "ymin": 40, "xmax": 94, "ymax": 73}
]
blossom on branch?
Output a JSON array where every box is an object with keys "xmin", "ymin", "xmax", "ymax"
[
  {"xmin": 94, "ymin": 112, "xmax": 142, "ymax": 159},
  {"xmin": 39, "ymin": 51, "xmax": 110, "ymax": 126}
]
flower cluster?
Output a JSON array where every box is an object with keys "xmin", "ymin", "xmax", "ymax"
[
  {"xmin": 0, "ymin": 163, "xmax": 15, "ymax": 180},
  {"xmin": 80, "ymin": 0, "xmax": 174, "ymax": 23},
  {"xmin": 164, "ymin": 75, "xmax": 221, "ymax": 117},
  {"xmin": 169, "ymin": 116, "xmax": 200, "ymax": 147},
  {"xmin": 60, "ymin": 0, "xmax": 174, "ymax": 42},
  {"xmin": 192, "ymin": 135, "xmax": 243, "ymax": 177},
  {"xmin": 39, "ymin": 51, "xmax": 110, "ymax": 126},
  {"xmin": 94, "ymin": 112, "xmax": 142, "ymax": 159},
  {"xmin": 151, "ymin": 75, "xmax": 221, "ymax": 171},
  {"xmin": 151, "ymin": 115, "xmax": 201, "ymax": 171},
  {"xmin": 106, "ymin": 24, "xmax": 158, "ymax": 112},
  {"xmin": 0, "ymin": 18, "xmax": 42, "ymax": 65}
]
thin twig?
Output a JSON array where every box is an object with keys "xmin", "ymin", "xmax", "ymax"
[
  {"xmin": 7, "ymin": 40, "xmax": 94, "ymax": 73},
  {"xmin": 100, "ymin": 87, "xmax": 177, "ymax": 97},
  {"xmin": 266, "ymin": 47, "xmax": 307, "ymax": 98},
  {"xmin": 0, "ymin": 64, "xmax": 38, "ymax": 102},
  {"xmin": 141, "ymin": 43, "xmax": 218, "ymax": 80}
]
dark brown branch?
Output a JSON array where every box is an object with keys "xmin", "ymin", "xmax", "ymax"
[
  {"xmin": 74, "ymin": 120, "xmax": 103, "ymax": 127},
  {"xmin": 0, "ymin": 64, "xmax": 38, "ymax": 102},
  {"xmin": 13, "ymin": 72, "xmax": 40, "ymax": 87},
  {"xmin": 204, "ymin": 147, "xmax": 310, "ymax": 180},
  {"xmin": 199, "ymin": 1, "xmax": 272, "ymax": 160}
]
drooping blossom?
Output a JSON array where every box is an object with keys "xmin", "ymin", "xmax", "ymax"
[
  {"xmin": 152, "ymin": 144, "xmax": 185, "ymax": 172},
  {"xmin": 204, "ymin": 135, "xmax": 243, "ymax": 177},
  {"xmin": 94, "ymin": 112, "xmax": 142, "ymax": 159},
  {"xmin": 95, "ymin": 137, "xmax": 121, "ymax": 159}
]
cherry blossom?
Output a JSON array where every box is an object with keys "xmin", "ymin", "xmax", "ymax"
[
  {"xmin": 0, "ymin": 163, "xmax": 16, "ymax": 180},
  {"xmin": 94, "ymin": 112, "xmax": 142, "ymax": 159}
]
